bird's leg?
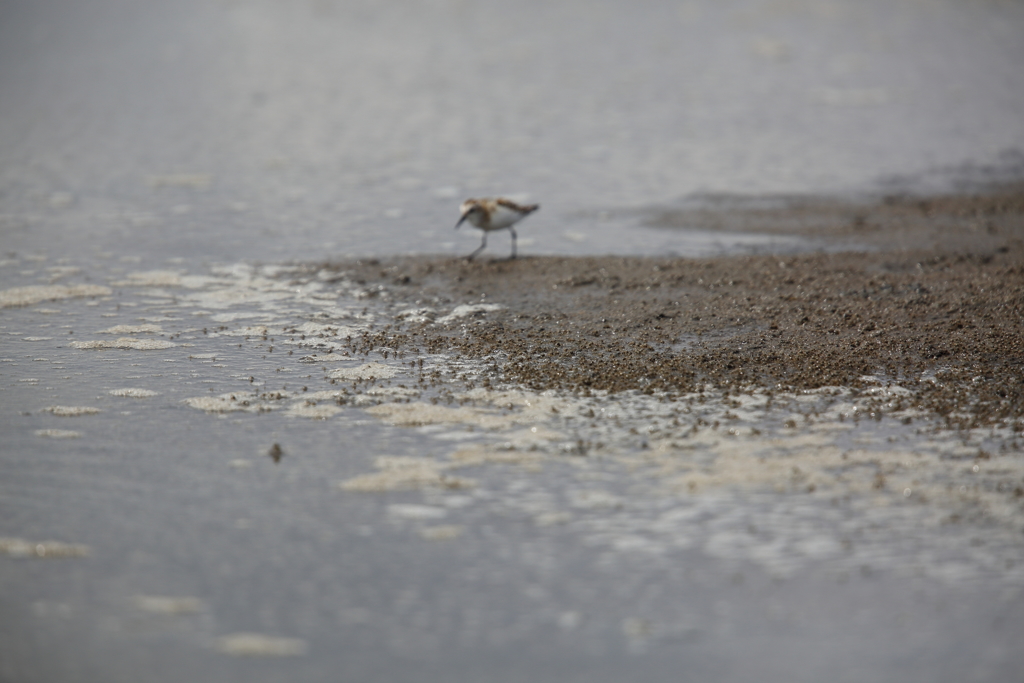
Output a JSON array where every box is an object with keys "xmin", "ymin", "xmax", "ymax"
[
  {"xmin": 467, "ymin": 233, "xmax": 487, "ymax": 261},
  {"xmin": 509, "ymin": 227, "xmax": 517, "ymax": 259}
]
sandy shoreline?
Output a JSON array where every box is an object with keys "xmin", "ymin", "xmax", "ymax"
[{"xmin": 328, "ymin": 183, "xmax": 1024, "ymax": 426}]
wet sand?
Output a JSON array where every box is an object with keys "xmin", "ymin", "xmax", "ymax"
[{"xmin": 332, "ymin": 183, "xmax": 1024, "ymax": 428}]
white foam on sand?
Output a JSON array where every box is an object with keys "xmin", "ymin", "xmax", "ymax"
[
  {"xmin": 98, "ymin": 324, "xmax": 163, "ymax": 335},
  {"xmin": 184, "ymin": 391, "xmax": 292, "ymax": 414},
  {"xmin": 0, "ymin": 284, "xmax": 111, "ymax": 308},
  {"xmin": 42, "ymin": 406, "xmax": 101, "ymax": 417},
  {"xmin": 215, "ymin": 633, "xmax": 308, "ymax": 657},
  {"xmin": 339, "ymin": 457, "xmax": 475, "ymax": 492},
  {"xmin": 328, "ymin": 362, "xmax": 401, "ymax": 381},
  {"xmin": 436, "ymin": 303, "xmax": 504, "ymax": 323},
  {"xmin": 109, "ymin": 388, "xmax": 160, "ymax": 398},
  {"xmin": 0, "ymin": 537, "xmax": 90, "ymax": 558},
  {"xmin": 35, "ymin": 429, "xmax": 83, "ymax": 439},
  {"xmin": 71, "ymin": 338, "xmax": 176, "ymax": 350}
]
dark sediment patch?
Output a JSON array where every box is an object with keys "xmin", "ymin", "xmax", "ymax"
[
  {"xmin": 645, "ymin": 181, "xmax": 1024, "ymax": 251},
  {"xmin": 325, "ymin": 184, "xmax": 1024, "ymax": 427}
]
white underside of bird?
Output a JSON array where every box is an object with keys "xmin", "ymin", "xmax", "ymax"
[{"xmin": 455, "ymin": 198, "xmax": 539, "ymax": 259}]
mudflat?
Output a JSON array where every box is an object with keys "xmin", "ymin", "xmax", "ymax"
[{"xmin": 332, "ymin": 183, "xmax": 1024, "ymax": 427}]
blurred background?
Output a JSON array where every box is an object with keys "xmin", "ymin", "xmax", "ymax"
[{"xmin": 2, "ymin": 0, "xmax": 1023, "ymax": 261}]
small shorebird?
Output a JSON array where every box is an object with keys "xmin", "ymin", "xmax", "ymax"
[{"xmin": 455, "ymin": 198, "xmax": 539, "ymax": 260}]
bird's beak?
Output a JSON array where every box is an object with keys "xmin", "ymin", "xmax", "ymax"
[{"xmin": 455, "ymin": 214, "xmax": 467, "ymax": 230}]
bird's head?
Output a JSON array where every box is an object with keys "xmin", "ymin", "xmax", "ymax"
[{"xmin": 455, "ymin": 199, "xmax": 483, "ymax": 229}]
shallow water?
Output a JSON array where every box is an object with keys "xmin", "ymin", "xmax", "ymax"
[{"xmin": 2, "ymin": 0, "xmax": 1024, "ymax": 680}]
